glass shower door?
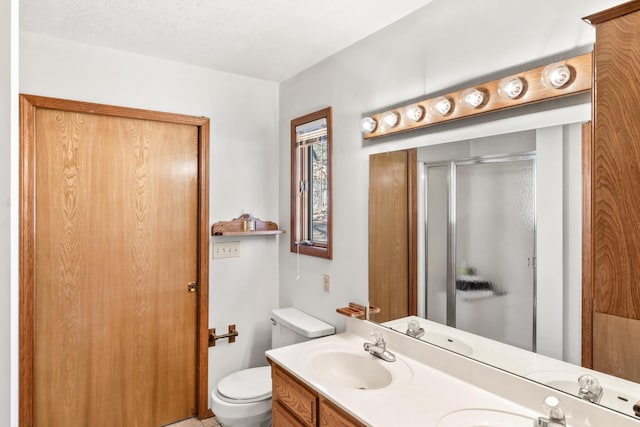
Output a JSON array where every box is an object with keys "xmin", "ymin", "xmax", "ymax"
[{"xmin": 454, "ymin": 158, "xmax": 535, "ymax": 351}]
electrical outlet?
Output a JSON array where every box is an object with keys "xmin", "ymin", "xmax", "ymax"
[
  {"xmin": 323, "ymin": 273, "xmax": 331, "ymax": 293},
  {"xmin": 213, "ymin": 241, "xmax": 240, "ymax": 259}
]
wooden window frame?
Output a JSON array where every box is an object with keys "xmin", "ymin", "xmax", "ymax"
[{"xmin": 290, "ymin": 107, "xmax": 333, "ymax": 259}]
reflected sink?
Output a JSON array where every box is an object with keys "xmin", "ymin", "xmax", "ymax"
[
  {"xmin": 385, "ymin": 322, "xmax": 475, "ymax": 356},
  {"xmin": 437, "ymin": 409, "xmax": 535, "ymax": 427},
  {"xmin": 423, "ymin": 331, "xmax": 474, "ymax": 356},
  {"xmin": 311, "ymin": 351, "xmax": 392, "ymax": 390},
  {"xmin": 525, "ymin": 371, "xmax": 638, "ymax": 416}
]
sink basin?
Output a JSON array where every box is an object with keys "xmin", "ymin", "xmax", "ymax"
[
  {"xmin": 311, "ymin": 351, "xmax": 393, "ymax": 390},
  {"xmin": 525, "ymin": 370, "xmax": 638, "ymax": 416},
  {"xmin": 437, "ymin": 409, "xmax": 534, "ymax": 427},
  {"xmin": 423, "ymin": 331, "xmax": 474, "ymax": 356},
  {"xmin": 384, "ymin": 320, "xmax": 475, "ymax": 356}
]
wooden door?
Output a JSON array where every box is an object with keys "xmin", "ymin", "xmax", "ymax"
[
  {"xmin": 20, "ymin": 96, "xmax": 210, "ymax": 426},
  {"xmin": 368, "ymin": 150, "xmax": 417, "ymax": 322}
]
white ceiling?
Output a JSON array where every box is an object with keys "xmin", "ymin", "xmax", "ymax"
[{"xmin": 20, "ymin": 0, "xmax": 433, "ymax": 82}]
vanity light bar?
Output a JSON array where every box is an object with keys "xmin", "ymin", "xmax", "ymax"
[{"xmin": 361, "ymin": 53, "xmax": 592, "ymax": 140}]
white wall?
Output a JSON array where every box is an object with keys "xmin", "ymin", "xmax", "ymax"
[
  {"xmin": 278, "ymin": 0, "xmax": 621, "ymax": 332},
  {"xmin": 19, "ymin": 32, "xmax": 280, "ymax": 407},
  {"xmin": 563, "ymin": 123, "xmax": 584, "ymax": 365},
  {"xmin": 536, "ymin": 126, "xmax": 565, "ymax": 359},
  {"xmin": 2, "ymin": 0, "xmax": 18, "ymax": 426}
]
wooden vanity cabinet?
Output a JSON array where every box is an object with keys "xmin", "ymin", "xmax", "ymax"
[
  {"xmin": 270, "ymin": 361, "xmax": 365, "ymax": 427},
  {"xmin": 583, "ymin": 0, "xmax": 640, "ymax": 382}
]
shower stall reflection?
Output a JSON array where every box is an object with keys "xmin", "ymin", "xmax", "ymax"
[{"xmin": 424, "ymin": 154, "xmax": 536, "ymax": 351}]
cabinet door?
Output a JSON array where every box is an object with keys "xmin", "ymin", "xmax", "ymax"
[
  {"xmin": 273, "ymin": 401, "xmax": 306, "ymax": 427},
  {"xmin": 272, "ymin": 364, "xmax": 317, "ymax": 427},
  {"xmin": 319, "ymin": 398, "xmax": 365, "ymax": 427}
]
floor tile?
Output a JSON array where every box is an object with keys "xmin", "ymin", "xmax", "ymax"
[
  {"xmin": 201, "ymin": 417, "xmax": 221, "ymax": 427},
  {"xmin": 166, "ymin": 417, "xmax": 204, "ymax": 427}
]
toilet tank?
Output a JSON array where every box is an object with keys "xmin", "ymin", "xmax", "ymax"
[{"xmin": 271, "ymin": 307, "xmax": 335, "ymax": 349}]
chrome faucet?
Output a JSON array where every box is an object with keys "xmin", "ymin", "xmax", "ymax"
[
  {"xmin": 534, "ymin": 396, "xmax": 566, "ymax": 427},
  {"xmin": 406, "ymin": 319, "xmax": 425, "ymax": 339},
  {"xmin": 363, "ymin": 330, "xmax": 396, "ymax": 362},
  {"xmin": 578, "ymin": 374, "xmax": 603, "ymax": 404}
]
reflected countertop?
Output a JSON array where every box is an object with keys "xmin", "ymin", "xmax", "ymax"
[{"xmin": 383, "ymin": 316, "xmax": 640, "ymax": 418}]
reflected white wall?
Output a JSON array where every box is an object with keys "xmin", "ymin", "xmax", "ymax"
[{"xmin": 536, "ymin": 126, "xmax": 565, "ymax": 360}]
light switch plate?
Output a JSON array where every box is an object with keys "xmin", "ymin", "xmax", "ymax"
[
  {"xmin": 323, "ymin": 273, "xmax": 331, "ymax": 292},
  {"xmin": 213, "ymin": 241, "xmax": 240, "ymax": 259}
]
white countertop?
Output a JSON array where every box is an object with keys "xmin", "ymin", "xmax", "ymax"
[
  {"xmin": 266, "ymin": 318, "xmax": 640, "ymax": 427},
  {"xmin": 267, "ymin": 331, "xmax": 540, "ymax": 426}
]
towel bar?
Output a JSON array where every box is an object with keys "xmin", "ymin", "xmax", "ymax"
[{"xmin": 209, "ymin": 324, "xmax": 238, "ymax": 347}]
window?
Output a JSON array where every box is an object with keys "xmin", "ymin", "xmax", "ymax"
[{"xmin": 291, "ymin": 107, "xmax": 332, "ymax": 259}]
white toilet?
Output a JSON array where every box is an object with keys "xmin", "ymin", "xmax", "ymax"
[{"xmin": 211, "ymin": 307, "xmax": 335, "ymax": 427}]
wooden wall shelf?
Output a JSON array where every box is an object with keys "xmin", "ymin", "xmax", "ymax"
[
  {"xmin": 216, "ymin": 230, "xmax": 284, "ymax": 236},
  {"xmin": 212, "ymin": 214, "xmax": 285, "ymax": 236},
  {"xmin": 336, "ymin": 302, "xmax": 381, "ymax": 319}
]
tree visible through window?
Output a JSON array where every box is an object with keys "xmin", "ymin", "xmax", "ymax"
[{"xmin": 291, "ymin": 107, "xmax": 332, "ymax": 259}]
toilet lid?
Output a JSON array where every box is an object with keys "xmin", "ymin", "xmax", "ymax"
[{"xmin": 217, "ymin": 366, "xmax": 272, "ymax": 403}]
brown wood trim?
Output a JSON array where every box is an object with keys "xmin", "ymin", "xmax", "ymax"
[
  {"xmin": 18, "ymin": 94, "xmax": 211, "ymax": 424},
  {"xmin": 19, "ymin": 94, "xmax": 37, "ymax": 427},
  {"xmin": 583, "ymin": 0, "xmax": 640, "ymax": 25},
  {"xmin": 289, "ymin": 107, "xmax": 333, "ymax": 259},
  {"xmin": 363, "ymin": 53, "xmax": 592, "ymax": 140},
  {"xmin": 19, "ymin": 94, "xmax": 209, "ymax": 126},
  {"xmin": 196, "ymin": 119, "xmax": 211, "ymax": 419},
  {"xmin": 581, "ymin": 121, "xmax": 593, "ymax": 369},
  {"xmin": 407, "ymin": 149, "xmax": 418, "ymax": 316}
]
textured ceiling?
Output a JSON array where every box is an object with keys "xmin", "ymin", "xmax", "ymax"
[{"xmin": 20, "ymin": 0, "xmax": 433, "ymax": 82}]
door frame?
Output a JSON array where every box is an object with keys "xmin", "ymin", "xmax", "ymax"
[{"xmin": 19, "ymin": 94, "xmax": 211, "ymax": 424}]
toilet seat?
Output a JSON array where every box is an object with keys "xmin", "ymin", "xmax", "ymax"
[{"xmin": 217, "ymin": 366, "xmax": 272, "ymax": 404}]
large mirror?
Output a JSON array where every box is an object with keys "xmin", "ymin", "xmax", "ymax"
[{"xmin": 368, "ymin": 111, "xmax": 640, "ymax": 419}]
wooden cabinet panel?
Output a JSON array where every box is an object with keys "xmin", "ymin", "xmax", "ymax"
[
  {"xmin": 592, "ymin": 6, "xmax": 640, "ymax": 320},
  {"xmin": 593, "ymin": 312, "xmax": 640, "ymax": 383},
  {"xmin": 319, "ymin": 398, "xmax": 365, "ymax": 427},
  {"xmin": 273, "ymin": 401, "xmax": 306, "ymax": 427},
  {"xmin": 585, "ymin": 0, "xmax": 640, "ymax": 381},
  {"xmin": 272, "ymin": 364, "xmax": 317, "ymax": 427}
]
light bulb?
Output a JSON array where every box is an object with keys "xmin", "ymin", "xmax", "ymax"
[
  {"xmin": 405, "ymin": 105, "xmax": 425, "ymax": 122},
  {"xmin": 498, "ymin": 76, "xmax": 525, "ymax": 99},
  {"xmin": 541, "ymin": 63, "xmax": 572, "ymax": 89},
  {"xmin": 461, "ymin": 88, "xmax": 486, "ymax": 108},
  {"xmin": 360, "ymin": 117, "xmax": 377, "ymax": 133},
  {"xmin": 382, "ymin": 111, "xmax": 400, "ymax": 128},
  {"xmin": 431, "ymin": 97, "xmax": 452, "ymax": 116}
]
